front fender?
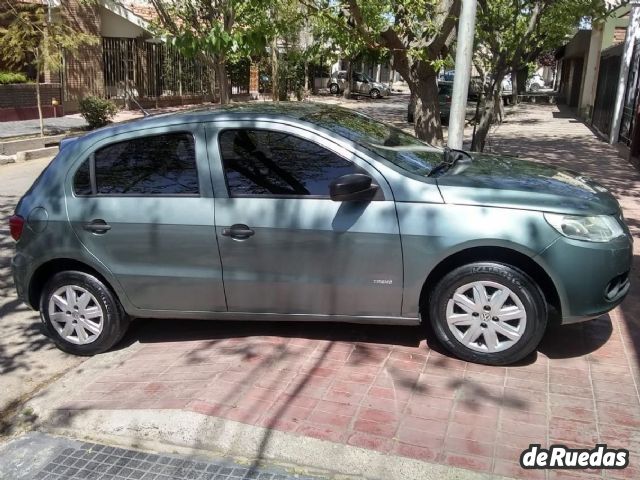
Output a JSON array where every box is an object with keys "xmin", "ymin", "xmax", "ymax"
[{"xmin": 396, "ymin": 203, "xmax": 560, "ymax": 317}]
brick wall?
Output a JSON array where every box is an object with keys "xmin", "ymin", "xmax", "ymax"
[
  {"xmin": 60, "ymin": 0, "xmax": 104, "ymax": 113},
  {"xmin": 0, "ymin": 83, "xmax": 62, "ymax": 109},
  {"xmin": 0, "ymin": 83, "xmax": 63, "ymax": 121}
]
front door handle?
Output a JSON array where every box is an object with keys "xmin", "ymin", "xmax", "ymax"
[
  {"xmin": 83, "ymin": 219, "xmax": 111, "ymax": 234},
  {"xmin": 222, "ymin": 224, "xmax": 255, "ymax": 239}
]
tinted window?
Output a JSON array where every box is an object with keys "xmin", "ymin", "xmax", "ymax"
[
  {"xmin": 219, "ymin": 129, "xmax": 364, "ymax": 197},
  {"xmin": 73, "ymin": 160, "xmax": 92, "ymax": 195},
  {"xmin": 300, "ymin": 108, "xmax": 441, "ymax": 176},
  {"xmin": 93, "ymin": 133, "xmax": 198, "ymax": 195}
]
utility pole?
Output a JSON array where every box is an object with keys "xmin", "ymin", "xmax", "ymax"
[
  {"xmin": 447, "ymin": 0, "xmax": 477, "ymax": 150},
  {"xmin": 610, "ymin": 1, "xmax": 640, "ymax": 144}
]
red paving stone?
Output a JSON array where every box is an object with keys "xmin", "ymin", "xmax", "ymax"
[{"xmin": 58, "ymin": 104, "xmax": 640, "ymax": 479}]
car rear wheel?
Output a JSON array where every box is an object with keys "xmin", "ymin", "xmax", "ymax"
[
  {"xmin": 370, "ymin": 88, "xmax": 381, "ymax": 99},
  {"xmin": 428, "ymin": 262, "xmax": 547, "ymax": 365},
  {"xmin": 39, "ymin": 271, "xmax": 129, "ymax": 356},
  {"xmin": 329, "ymin": 83, "xmax": 340, "ymax": 94}
]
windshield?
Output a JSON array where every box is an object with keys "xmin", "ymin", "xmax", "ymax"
[
  {"xmin": 302, "ymin": 108, "xmax": 442, "ymax": 176},
  {"xmin": 361, "ymin": 73, "xmax": 375, "ymax": 83}
]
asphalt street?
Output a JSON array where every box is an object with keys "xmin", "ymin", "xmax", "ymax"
[{"xmin": 0, "ymin": 157, "xmax": 85, "ymax": 433}]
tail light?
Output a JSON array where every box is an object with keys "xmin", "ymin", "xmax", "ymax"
[
  {"xmin": 446, "ymin": 95, "xmax": 452, "ymax": 104},
  {"xmin": 9, "ymin": 215, "xmax": 25, "ymax": 241}
]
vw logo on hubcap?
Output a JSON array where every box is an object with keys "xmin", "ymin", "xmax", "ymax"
[{"xmin": 482, "ymin": 312, "xmax": 491, "ymax": 321}]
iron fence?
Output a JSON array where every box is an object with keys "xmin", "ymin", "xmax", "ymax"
[{"xmin": 102, "ymin": 37, "xmax": 217, "ymax": 100}]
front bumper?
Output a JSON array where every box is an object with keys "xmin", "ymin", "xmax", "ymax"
[{"xmin": 537, "ymin": 233, "xmax": 632, "ymax": 324}]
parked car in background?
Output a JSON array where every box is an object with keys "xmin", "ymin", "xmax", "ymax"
[
  {"xmin": 407, "ymin": 81, "xmax": 453, "ymax": 125},
  {"xmin": 440, "ymin": 70, "xmax": 456, "ymax": 82},
  {"xmin": 11, "ymin": 103, "xmax": 632, "ymax": 365},
  {"xmin": 527, "ymin": 74, "xmax": 546, "ymax": 92},
  {"xmin": 327, "ymin": 71, "xmax": 390, "ymax": 99}
]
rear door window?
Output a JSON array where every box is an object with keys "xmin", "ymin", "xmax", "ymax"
[{"xmin": 73, "ymin": 132, "xmax": 198, "ymax": 196}]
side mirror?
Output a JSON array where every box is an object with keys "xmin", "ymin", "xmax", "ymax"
[{"xmin": 329, "ymin": 174, "xmax": 379, "ymax": 202}]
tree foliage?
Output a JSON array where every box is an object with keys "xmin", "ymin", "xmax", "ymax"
[
  {"xmin": 148, "ymin": 0, "xmax": 269, "ymax": 103},
  {"xmin": 303, "ymin": 0, "xmax": 461, "ymax": 144},
  {"xmin": 471, "ymin": 0, "xmax": 615, "ymax": 151},
  {"xmin": 0, "ymin": 1, "xmax": 96, "ymax": 135}
]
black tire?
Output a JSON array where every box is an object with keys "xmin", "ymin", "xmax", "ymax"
[
  {"xmin": 427, "ymin": 262, "xmax": 547, "ymax": 365},
  {"xmin": 370, "ymin": 88, "xmax": 380, "ymax": 99},
  {"xmin": 329, "ymin": 83, "xmax": 340, "ymax": 95},
  {"xmin": 39, "ymin": 270, "xmax": 129, "ymax": 356}
]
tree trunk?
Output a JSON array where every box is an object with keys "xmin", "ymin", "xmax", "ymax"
[
  {"xmin": 471, "ymin": 73, "xmax": 506, "ymax": 152},
  {"xmin": 510, "ymin": 71, "xmax": 518, "ymax": 105},
  {"xmin": 411, "ymin": 74, "xmax": 443, "ymax": 145},
  {"xmin": 271, "ymin": 37, "xmax": 279, "ymax": 102},
  {"xmin": 511, "ymin": 66, "xmax": 527, "ymax": 104},
  {"xmin": 36, "ymin": 60, "xmax": 44, "ymax": 137},
  {"xmin": 216, "ymin": 57, "xmax": 231, "ymax": 105},
  {"xmin": 303, "ymin": 60, "xmax": 309, "ymax": 100},
  {"xmin": 343, "ymin": 60, "xmax": 352, "ymax": 98}
]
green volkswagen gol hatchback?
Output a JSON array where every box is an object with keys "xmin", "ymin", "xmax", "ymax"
[{"xmin": 10, "ymin": 103, "xmax": 632, "ymax": 365}]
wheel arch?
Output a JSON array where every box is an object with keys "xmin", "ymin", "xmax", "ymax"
[
  {"xmin": 419, "ymin": 246, "xmax": 562, "ymax": 325},
  {"xmin": 28, "ymin": 258, "xmax": 120, "ymax": 312}
]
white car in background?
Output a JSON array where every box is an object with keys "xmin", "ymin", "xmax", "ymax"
[{"xmin": 527, "ymin": 74, "xmax": 546, "ymax": 92}]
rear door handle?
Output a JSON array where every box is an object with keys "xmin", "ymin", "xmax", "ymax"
[
  {"xmin": 222, "ymin": 224, "xmax": 254, "ymax": 239},
  {"xmin": 83, "ymin": 219, "xmax": 111, "ymax": 233}
]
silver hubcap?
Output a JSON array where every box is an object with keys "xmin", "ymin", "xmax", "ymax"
[
  {"xmin": 445, "ymin": 281, "xmax": 527, "ymax": 353},
  {"xmin": 48, "ymin": 285, "xmax": 104, "ymax": 345}
]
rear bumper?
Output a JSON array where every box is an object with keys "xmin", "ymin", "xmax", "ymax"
[
  {"xmin": 537, "ymin": 234, "xmax": 633, "ymax": 324},
  {"xmin": 11, "ymin": 252, "xmax": 31, "ymax": 307}
]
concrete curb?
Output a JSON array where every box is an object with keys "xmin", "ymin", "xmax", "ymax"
[
  {"xmin": 15, "ymin": 146, "xmax": 58, "ymax": 162},
  {"xmin": 0, "ymin": 134, "xmax": 66, "ymax": 155},
  {"xmin": 0, "ymin": 154, "xmax": 16, "ymax": 165},
  {"xmin": 37, "ymin": 409, "xmax": 513, "ymax": 480}
]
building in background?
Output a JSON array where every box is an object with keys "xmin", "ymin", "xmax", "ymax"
[
  {"xmin": 554, "ymin": 2, "xmax": 640, "ymax": 160},
  {"xmin": 0, "ymin": 0, "xmax": 219, "ymax": 122}
]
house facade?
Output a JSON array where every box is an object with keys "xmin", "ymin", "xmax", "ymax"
[{"xmin": 0, "ymin": 0, "xmax": 219, "ymax": 121}]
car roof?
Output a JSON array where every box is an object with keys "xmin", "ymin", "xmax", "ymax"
[{"xmin": 76, "ymin": 102, "xmax": 353, "ymax": 143}]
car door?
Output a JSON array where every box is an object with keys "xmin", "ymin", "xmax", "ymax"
[
  {"xmin": 207, "ymin": 122, "xmax": 403, "ymax": 318},
  {"xmin": 353, "ymin": 73, "xmax": 367, "ymax": 94},
  {"xmin": 65, "ymin": 124, "xmax": 227, "ymax": 313}
]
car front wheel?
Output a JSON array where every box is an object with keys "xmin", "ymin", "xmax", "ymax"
[
  {"xmin": 39, "ymin": 271, "xmax": 129, "ymax": 356},
  {"xmin": 428, "ymin": 262, "xmax": 547, "ymax": 365},
  {"xmin": 370, "ymin": 88, "xmax": 381, "ymax": 99},
  {"xmin": 329, "ymin": 83, "xmax": 340, "ymax": 94}
]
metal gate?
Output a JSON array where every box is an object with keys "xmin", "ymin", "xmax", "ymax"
[
  {"xmin": 592, "ymin": 53, "xmax": 622, "ymax": 137},
  {"xmin": 228, "ymin": 58, "xmax": 250, "ymax": 95},
  {"xmin": 102, "ymin": 38, "xmax": 216, "ymax": 101},
  {"xmin": 620, "ymin": 42, "xmax": 640, "ymax": 145}
]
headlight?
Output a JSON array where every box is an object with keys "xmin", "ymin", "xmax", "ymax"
[{"xmin": 544, "ymin": 213, "xmax": 624, "ymax": 242}]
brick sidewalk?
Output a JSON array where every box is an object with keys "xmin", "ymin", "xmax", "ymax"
[{"xmin": 57, "ymin": 104, "xmax": 640, "ymax": 480}]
